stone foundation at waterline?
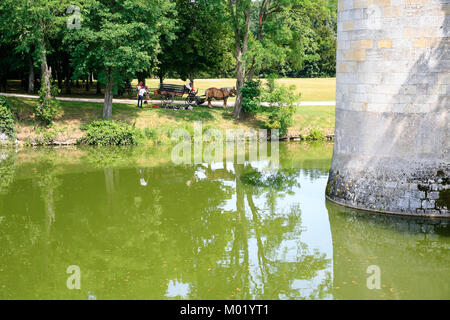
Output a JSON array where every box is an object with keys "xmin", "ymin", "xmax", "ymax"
[
  {"xmin": 327, "ymin": 0, "xmax": 449, "ymax": 217},
  {"xmin": 327, "ymin": 159, "xmax": 449, "ymax": 216}
]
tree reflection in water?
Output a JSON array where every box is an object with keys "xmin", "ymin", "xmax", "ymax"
[{"xmin": 0, "ymin": 145, "xmax": 335, "ymax": 299}]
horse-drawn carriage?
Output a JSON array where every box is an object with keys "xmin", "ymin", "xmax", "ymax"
[
  {"xmin": 156, "ymin": 83, "xmax": 205, "ymax": 107},
  {"xmin": 155, "ymin": 83, "xmax": 237, "ymax": 108}
]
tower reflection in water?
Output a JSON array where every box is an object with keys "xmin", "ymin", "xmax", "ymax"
[{"xmin": 327, "ymin": 201, "xmax": 450, "ymax": 300}]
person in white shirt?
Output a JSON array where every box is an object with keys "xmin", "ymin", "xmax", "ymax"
[{"xmin": 137, "ymin": 87, "xmax": 146, "ymax": 108}]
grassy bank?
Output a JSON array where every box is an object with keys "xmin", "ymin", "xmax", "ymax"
[{"xmin": 6, "ymin": 97, "xmax": 335, "ymax": 145}]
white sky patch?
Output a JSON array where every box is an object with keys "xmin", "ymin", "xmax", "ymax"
[
  {"xmin": 209, "ymin": 162, "xmax": 224, "ymax": 171},
  {"xmin": 194, "ymin": 168, "xmax": 207, "ymax": 180},
  {"xmin": 165, "ymin": 280, "xmax": 190, "ymax": 299}
]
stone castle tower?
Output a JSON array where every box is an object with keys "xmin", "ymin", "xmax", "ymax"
[{"xmin": 327, "ymin": 0, "xmax": 449, "ymax": 217}]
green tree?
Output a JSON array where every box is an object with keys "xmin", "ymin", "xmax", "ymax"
[
  {"xmin": 227, "ymin": 0, "xmax": 337, "ymax": 119},
  {"xmin": 0, "ymin": 0, "xmax": 69, "ymax": 98},
  {"xmin": 157, "ymin": 0, "xmax": 233, "ymax": 86},
  {"xmin": 226, "ymin": 0, "xmax": 251, "ymax": 119},
  {"xmin": 288, "ymin": 0, "xmax": 337, "ymax": 77},
  {"xmin": 67, "ymin": 0, "xmax": 176, "ymax": 119},
  {"xmin": 262, "ymin": 80, "xmax": 299, "ymax": 137}
]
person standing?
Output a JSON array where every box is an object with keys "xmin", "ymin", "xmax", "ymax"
[
  {"xmin": 137, "ymin": 81, "xmax": 143, "ymax": 92},
  {"xmin": 185, "ymin": 81, "xmax": 194, "ymax": 92},
  {"xmin": 144, "ymin": 85, "xmax": 150, "ymax": 104},
  {"xmin": 137, "ymin": 86, "xmax": 146, "ymax": 108}
]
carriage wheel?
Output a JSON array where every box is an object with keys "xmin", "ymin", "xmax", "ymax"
[
  {"xmin": 196, "ymin": 96, "xmax": 206, "ymax": 106},
  {"xmin": 185, "ymin": 95, "xmax": 196, "ymax": 106},
  {"xmin": 162, "ymin": 95, "xmax": 174, "ymax": 107}
]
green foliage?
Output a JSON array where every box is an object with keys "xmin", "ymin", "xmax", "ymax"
[
  {"xmin": 241, "ymin": 80, "xmax": 261, "ymax": 114},
  {"xmin": 33, "ymin": 84, "xmax": 61, "ymax": 126},
  {"xmin": 0, "ymin": 96, "xmax": 12, "ymax": 111},
  {"xmin": 158, "ymin": 0, "xmax": 233, "ymax": 81},
  {"xmin": 306, "ymin": 129, "xmax": 325, "ymax": 141},
  {"xmin": 262, "ymin": 77, "xmax": 300, "ymax": 137},
  {"xmin": 65, "ymin": 0, "xmax": 177, "ymax": 118},
  {"xmin": 245, "ymin": 0, "xmax": 337, "ymax": 79},
  {"xmin": 79, "ymin": 120, "xmax": 144, "ymax": 146},
  {"xmin": 67, "ymin": 0, "xmax": 177, "ymax": 90},
  {"xmin": 0, "ymin": 96, "xmax": 15, "ymax": 138}
]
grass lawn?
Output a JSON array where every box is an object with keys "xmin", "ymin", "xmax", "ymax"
[
  {"xmin": 7, "ymin": 97, "xmax": 335, "ymax": 144},
  {"xmin": 293, "ymin": 105, "xmax": 335, "ymax": 137},
  {"xmin": 143, "ymin": 78, "xmax": 336, "ymax": 102},
  {"xmin": 4, "ymin": 78, "xmax": 336, "ymax": 102}
]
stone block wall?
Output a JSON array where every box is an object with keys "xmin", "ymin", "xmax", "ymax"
[{"xmin": 327, "ymin": 0, "xmax": 449, "ymax": 217}]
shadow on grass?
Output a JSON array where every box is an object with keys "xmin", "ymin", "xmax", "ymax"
[
  {"xmin": 9, "ymin": 96, "xmax": 267, "ymax": 133},
  {"xmin": 9, "ymin": 97, "xmax": 141, "ymax": 127}
]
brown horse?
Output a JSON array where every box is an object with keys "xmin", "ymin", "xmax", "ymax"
[{"xmin": 205, "ymin": 87, "xmax": 236, "ymax": 108}]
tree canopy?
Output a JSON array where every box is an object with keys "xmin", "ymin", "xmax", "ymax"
[
  {"xmin": 157, "ymin": 0, "xmax": 234, "ymax": 84},
  {"xmin": 66, "ymin": 0, "xmax": 177, "ymax": 119},
  {"xmin": 0, "ymin": 0, "xmax": 337, "ymax": 119}
]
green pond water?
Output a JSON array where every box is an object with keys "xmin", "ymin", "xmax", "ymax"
[{"xmin": 0, "ymin": 143, "xmax": 449, "ymax": 300}]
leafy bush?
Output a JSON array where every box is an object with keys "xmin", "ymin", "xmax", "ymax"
[
  {"xmin": 79, "ymin": 120, "xmax": 144, "ymax": 146},
  {"xmin": 241, "ymin": 80, "xmax": 261, "ymax": 114},
  {"xmin": 306, "ymin": 128, "xmax": 325, "ymax": 141},
  {"xmin": 0, "ymin": 96, "xmax": 15, "ymax": 138},
  {"xmin": 33, "ymin": 84, "xmax": 61, "ymax": 126},
  {"xmin": 262, "ymin": 77, "xmax": 300, "ymax": 137},
  {"xmin": 0, "ymin": 96, "xmax": 12, "ymax": 110}
]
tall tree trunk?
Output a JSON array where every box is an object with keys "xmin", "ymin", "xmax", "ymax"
[
  {"xmin": 56, "ymin": 68, "xmax": 63, "ymax": 91},
  {"xmin": 233, "ymin": 163, "xmax": 250, "ymax": 298},
  {"xmin": 233, "ymin": 44, "xmax": 245, "ymax": 118},
  {"xmin": 96, "ymin": 75, "xmax": 102, "ymax": 94},
  {"xmin": 1, "ymin": 77, "xmax": 6, "ymax": 92},
  {"xmin": 104, "ymin": 167, "xmax": 115, "ymax": 213},
  {"xmin": 137, "ymin": 72, "xmax": 146, "ymax": 86},
  {"xmin": 247, "ymin": 57, "xmax": 256, "ymax": 81},
  {"xmin": 57, "ymin": 76, "xmax": 62, "ymax": 91},
  {"xmin": 232, "ymin": 4, "xmax": 251, "ymax": 119},
  {"xmin": 0, "ymin": 75, "xmax": 6, "ymax": 92},
  {"xmin": 44, "ymin": 187, "xmax": 55, "ymax": 234},
  {"xmin": 65, "ymin": 74, "xmax": 71, "ymax": 94},
  {"xmin": 28, "ymin": 56, "xmax": 35, "ymax": 94},
  {"xmin": 40, "ymin": 40, "xmax": 51, "ymax": 100},
  {"xmin": 103, "ymin": 74, "xmax": 114, "ymax": 120},
  {"xmin": 85, "ymin": 76, "xmax": 90, "ymax": 91},
  {"xmin": 246, "ymin": 0, "xmax": 271, "ymax": 82},
  {"xmin": 188, "ymin": 74, "xmax": 195, "ymax": 88}
]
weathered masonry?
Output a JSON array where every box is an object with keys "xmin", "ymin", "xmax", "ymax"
[{"xmin": 327, "ymin": 0, "xmax": 449, "ymax": 217}]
